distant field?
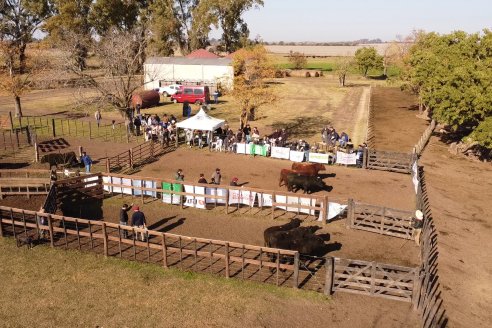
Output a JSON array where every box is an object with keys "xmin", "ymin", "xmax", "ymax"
[{"xmin": 266, "ymin": 44, "xmax": 389, "ymax": 57}]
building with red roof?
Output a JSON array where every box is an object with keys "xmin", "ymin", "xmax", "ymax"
[{"xmin": 186, "ymin": 49, "xmax": 220, "ymax": 59}]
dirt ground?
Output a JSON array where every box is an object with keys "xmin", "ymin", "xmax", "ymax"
[
  {"xmin": 371, "ymin": 87, "xmax": 492, "ymax": 327},
  {"xmin": 371, "ymin": 86, "xmax": 428, "ymax": 152}
]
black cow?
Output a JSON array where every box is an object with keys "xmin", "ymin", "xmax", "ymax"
[
  {"xmin": 265, "ymin": 226, "xmax": 321, "ymax": 250},
  {"xmin": 40, "ymin": 151, "xmax": 79, "ymax": 168},
  {"xmin": 263, "ymin": 218, "xmax": 301, "ymax": 247},
  {"xmin": 286, "ymin": 173, "xmax": 326, "ymax": 194}
]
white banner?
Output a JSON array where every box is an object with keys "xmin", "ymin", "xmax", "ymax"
[
  {"xmin": 236, "ymin": 143, "xmax": 247, "ymax": 154},
  {"xmin": 299, "ymin": 197, "xmax": 316, "ymax": 215},
  {"xmin": 336, "ymin": 152, "xmax": 357, "ymax": 165},
  {"xmin": 412, "ymin": 161, "xmax": 419, "ymax": 194},
  {"xmin": 309, "ymin": 153, "xmax": 329, "ymax": 164},
  {"xmin": 271, "ymin": 146, "xmax": 290, "ymax": 159},
  {"xmin": 317, "ymin": 202, "xmax": 348, "ymax": 222},
  {"xmin": 258, "ymin": 193, "xmax": 273, "ymax": 207},
  {"xmin": 122, "ymin": 178, "xmax": 133, "ymax": 195},
  {"xmin": 205, "ymin": 187, "xmax": 217, "ymax": 204},
  {"xmin": 112, "ymin": 177, "xmax": 122, "ymax": 193},
  {"xmin": 228, "ymin": 189, "xmax": 256, "ymax": 206},
  {"xmin": 84, "ymin": 175, "xmax": 99, "ymax": 188},
  {"xmin": 133, "ymin": 179, "xmax": 142, "ymax": 196},
  {"xmin": 102, "ymin": 176, "xmax": 112, "ymax": 192},
  {"xmin": 144, "ymin": 180, "xmax": 157, "ymax": 197},
  {"xmin": 184, "ymin": 185, "xmax": 206, "ymax": 209},
  {"xmin": 289, "ymin": 150, "xmax": 305, "ymax": 162}
]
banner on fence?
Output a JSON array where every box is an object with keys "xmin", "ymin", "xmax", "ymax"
[
  {"xmin": 228, "ymin": 189, "xmax": 257, "ymax": 206},
  {"xmin": 318, "ymin": 202, "xmax": 347, "ymax": 222},
  {"xmin": 336, "ymin": 152, "xmax": 357, "ymax": 165},
  {"xmin": 250, "ymin": 144, "xmax": 268, "ymax": 156},
  {"xmin": 258, "ymin": 193, "xmax": 273, "ymax": 207},
  {"xmin": 84, "ymin": 176, "xmax": 99, "ymax": 188},
  {"xmin": 309, "ymin": 153, "xmax": 329, "ymax": 164},
  {"xmin": 112, "ymin": 177, "xmax": 122, "ymax": 193},
  {"xmin": 102, "ymin": 176, "xmax": 112, "ymax": 192},
  {"xmin": 289, "ymin": 151, "xmax": 304, "ymax": 162},
  {"xmin": 172, "ymin": 183, "xmax": 182, "ymax": 204},
  {"xmin": 144, "ymin": 180, "xmax": 157, "ymax": 197},
  {"xmin": 271, "ymin": 146, "xmax": 290, "ymax": 160},
  {"xmin": 162, "ymin": 182, "xmax": 172, "ymax": 203},
  {"xmin": 184, "ymin": 185, "xmax": 206, "ymax": 209},
  {"xmin": 133, "ymin": 180, "xmax": 142, "ymax": 196},
  {"xmin": 205, "ymin": 187, "xmax": 227, "ymax": 204},
  {"xmin": 275, "ymin": 195, "xmax": 316, "ymax": 214},
  {"xmin": 122, "ymin": 178, "xmax": 133, "ymax": 195},
  {"xmin": 412, "ymin": 161, "xmax": 419, "ymax": 194},
  {"xmin": 236, "ymin": 143, "xmax": 247, "ymax": 154}
]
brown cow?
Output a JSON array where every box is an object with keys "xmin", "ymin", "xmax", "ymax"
[
  {"xmin": 291, "ymin": 162, "xmax": 326, "ymax": 176},
  {"xmin": 279, "ymin": 168, "xmax": 312, "ymax": 186}
]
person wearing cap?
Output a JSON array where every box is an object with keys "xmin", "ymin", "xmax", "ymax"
[
  {"xmin": 175, "ymin": 169, "xmax": 183, "ymax": 181},
  {"xmin": 211, "ymin": 168, "xmax": 221, "ymax": 185},
  {"xmin": 131, "ymin": 206, "xmax": 147, "ymax": 241},
  {"xmin": 411, "ymin": 210, "xmax": 424, "ymax": 246},
  {"xmin": 119, "ymin": 203, "xmax": 133, "ymax": 238},
  {"xmin": 230, "ymin": 177, "xmax": 239, "ymax": 186},
  {"xmin": 198, "ymin": 173, "xmax": 208, "ymax": 184}
]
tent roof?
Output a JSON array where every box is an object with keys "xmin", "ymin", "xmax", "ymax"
[{"xmin": 175, "ymin": 109, "xmax": 225, "ymax": 131}]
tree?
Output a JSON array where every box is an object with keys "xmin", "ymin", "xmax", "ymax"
[
  {"xmin": 288, "ymin": 51, "xmax": 307, "ymax": 70},
  {"xmin": 0, "ymin": 41, "xmax": 49, "ymax": 117},
  {"xmin": 207, "ymin": 0, "xmax": 264, "ymax": 53},
  {"xmin": 60, "ymin": 27, "xmax": 151, "ymax": 122},
  {"xmin": 89, "ymin": 0, "xmax": 139, "ymax": 35},
  {"xmin": 43, "ymin": 0, "xmax": 92, "ymax": 71},
  {"xmin": 0, "ymin": 0, "xmax": 52, "ymax": 74},
  {"xmin": 403, "ymin": 30, "xmax": 492, "ymax": 152},
  {"xmin": 354, "ymin": 47, "xmax": 383, "ymax": 77},
  {"xmin": 231, "ymin": 45, "xmax": 275, "ymax": 122},
  {"xmin": 335, "ymin": 57, "xmax": 352, "ymax": 87}
]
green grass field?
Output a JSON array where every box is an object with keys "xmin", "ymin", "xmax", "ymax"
[{"xmin": 0, "ymin": 237, "xmax": 329, "ymax": 327}]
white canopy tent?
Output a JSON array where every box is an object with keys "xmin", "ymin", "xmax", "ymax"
[{"xmin": 175, "ymin": 109, "xmax": 225, "ymax": 146}]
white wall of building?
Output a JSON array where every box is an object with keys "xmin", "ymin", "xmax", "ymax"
[{"xmin": 144, "ymin": 64, "xmax": 233, "ymax": 90}]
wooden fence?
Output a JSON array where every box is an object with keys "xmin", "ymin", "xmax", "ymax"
[
  {"xmin": 412, "ymin": 162, "xmax": 447, "ymax": 327},
  {"xmin": 325, "ymin": 257, "xmax": 417, "ymax": 302},
  {"xmin": 13, "ymin": 115, "xmax": 136, "ymax": 143},
  {"xmin": 102, "ymin": 172, "xmax": 333, "ymax": 223},
  {"xmin": 55, "ymin": 173, "xmax": 104, "ymax": 203},
  {"xmin": 0, "ymin": 206, "xmax": 301, "ymax": 289},
  {"xmin": 366, "ymin": 149, "xmax": 416, "ymax": 174},
  {"xmin": 0, "ymin": 127, "xmax": 35, "ymax": 156},
  {"xmin": 346, "ymin": 199, "xmax": 414, "ymax": 240},
  {"xmin": 413, "ymin": 120, "xmax": 436, "ymax": 156},
  {"xmin": 106, "ymin": 141, "xmax": 176, "ymax": 173},
  {"xmin": 0, "ymin": 170, "xmax": 52, "ymax": 199}
]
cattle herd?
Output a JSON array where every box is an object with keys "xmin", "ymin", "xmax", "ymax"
[{"xmin": 279, "ymin": 163, "xmax": 327, "ymax": 194}]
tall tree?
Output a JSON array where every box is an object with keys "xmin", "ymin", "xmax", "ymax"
[
  {"xmin": 44, "ymin": 0, "xmax": 92, "ymax": 71},
  {"xmin": 89, "ymin": 0, "xmax": 140, "ymax": 35},
  {"xmin": 288, "ymin": 51, "xmax": 307, "ymax": 70},
  {"xmin": 354, "ymin": 47, "xmax": 383, "ymax": 77},
  {"xmin": 335, "ymin": 57, "xmax": 352, "ymax": 87},
  {"xmin": 231, "ymin": 45, "xmax": 275, "ymax": 122},
  {"xmin": 207, "ymin": 0, "xmax": 263, "ymax": 53},
  {"xmin": 0, "ymin": 0, "xmax": 52, "ymax": 73}
]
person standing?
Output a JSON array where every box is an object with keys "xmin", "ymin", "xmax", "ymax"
[
  {"xmin": 229, "ymin": 177, "xmax": 239, "ymax": 186},
  {"xmin": 133, "ymin": 116, "xmax": 142, "ymax": 136},
  {"xmin": 94, "ymin": 109, "xmax": 102, "ymax": 127},
  {"xmin": 119, "ymin": 203, "xmax": 133, "ymax": 238},
  {"xmin": 80, "ymin": 152, "xmax": 92, "ymax": 173},
  {"xmin": 198, "ymin": 173, "xmax": 208, "ymax": 184},
  {"xmin": 411, "ymin": 210, "xmax": 424, "ymax": 246},
  {"xmin": 175, "ymin": 169, "xmax": 184, "ymax": 181},
  {"xmin": 211, "ymin": 168, "xmax": 221, "ymax": 185},
  {"xmin": 213, "ymin": 90, "xmax": 219, "ymax": 104},
  {"xmin": 50, "ymin": 166, "xmax": 57, "ymax": 186},
  {"xmin": 131, "ymin": 206, "xmax": 147, "ymax": 242},
  {"xmin": 243, "ymin": 124, "xmax": 251, "ymax": 143}
]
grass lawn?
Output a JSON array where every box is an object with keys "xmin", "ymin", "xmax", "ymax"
[{"xmin": 0, "ymin": 237, "xmax": 331, "ymax": 327}]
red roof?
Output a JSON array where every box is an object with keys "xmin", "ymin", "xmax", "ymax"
[{"xmin": 186, "ymin": 49, "xmax": 219, "ymax": 59}]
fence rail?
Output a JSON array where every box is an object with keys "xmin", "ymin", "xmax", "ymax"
[
  {"xmin": 0, "ymin": 170, "xmax": 51, "ymax": 199},
  {"xmin": 413, "ymin": 120, "xmax": 436, "ymax": 156},
  {"xmin": 0, "ymin": 206, "xmax": 302, "ymax": 289},
  {"xmin": 328, "ymin": 257, "xmax": 417, "ymax": 302},
  {"xmin": 366, "ymin": 149, "xmax": 416, "ymax": 174},
  {"xmin": 13, "ymin": 115, "xmax": 136, "ymax": 143},
  {"xmin": 347, "ymin": 199, "xmax": 414, "ymax": 240}
]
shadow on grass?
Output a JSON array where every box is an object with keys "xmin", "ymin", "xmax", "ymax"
[{"xmin": 269, "ymin": 116, "xmax": 331, "ymax": 140}]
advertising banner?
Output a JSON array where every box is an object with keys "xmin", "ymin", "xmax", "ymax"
[
  {"xmin": 271, "ymin": 146, "xmax": 290, "ymax": 160},
  {"xmin": 336, "ymin": 152, "xmax": 357, "ymax": 165}
]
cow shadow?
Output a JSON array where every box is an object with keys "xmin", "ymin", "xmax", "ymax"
[{"xmin": 319, "ymin": 173, "xmax": 336, "ymax": 179}]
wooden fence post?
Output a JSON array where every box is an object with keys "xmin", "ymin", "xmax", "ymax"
[
  {"xmin": 324, "ymin": 256, "xmax": 334, "ymax": 295},
  {"xmin": 322, "ymin": 195, "xmax": 329, "ymax": 225},
  {"xmin": 271, "ymin": 191, "xmax": 276, "ymax": 220},
  {"xmin": 129, "ymin": 149, "xmax": 134, "ymax": 169},
  {"xmin": 34, "ymin": 143, "xmax": 39, "ymax": 162},
  {"xmin": 363, "ymin": 147, "xmax": 368, "ymax": 169},
  {"xmin": 370, "ymin": 261, "xmax": 376, "ymax": 296},
  {"xmin": 51, "ymin": 119, "xmax": 56, "ymax": 138},
  {"xmin": 102, "ymin": 222, "xmax": 108, "ymax": 257},
  {"xmin": 225, "ymin": 242, "xmax": 230, "ymax": 278},
  {"xmin": 346, "ymin": 199, "xmax": 354, "ymax": 228},
  {"xmin": 8, "ymin": 111, "xmax": 14, "ymax": 130},
  {"xmin": 412, "ymin": 268, "xmax": 422, "ymax": 310},
  {"xmin": 0, "ymin": 213, "xmax": 4, "ymax": 237},
  {"xmin": 47, "ymin": 215, "xmax": 54, "ymax": 248},
  {"xmin": 89, "ymin": 121, "xmax": 92, "ymax": 139},
  {"xmin": 293, "ymin": 252, "xmax": 300, "ymax": 288},
  {"xmin": 161, "ymin": 233, "xmax": 168, "ymax": 268}
]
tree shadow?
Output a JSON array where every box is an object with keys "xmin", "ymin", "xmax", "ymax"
[{"xmin": 269, "ymin": 116, "xmax": 330, "ymax": 141}]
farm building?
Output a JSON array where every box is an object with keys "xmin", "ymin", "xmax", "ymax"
[{"xmin": 143, "ymin": 56, "xmax": 234, "ymax": 91}]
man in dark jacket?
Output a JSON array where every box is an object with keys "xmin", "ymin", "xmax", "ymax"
[
  {"xmin": 131, "ymin": 206, "xmax": 147, "ymax": 241},
  {"xmin": 119, "ymin": 203, "xmax": 133, "ymax": 238},
  {"xmin": 133, "ymin": 116, "xmax": 142, "ymax": 136},
  {"xmin": 411, "ymin": 210, "xmax": 424, "ymax": 246}
]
